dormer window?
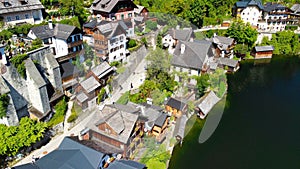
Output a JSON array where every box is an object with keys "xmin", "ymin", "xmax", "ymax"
[
  {"xmin": 19, "ymin": 0, "xmax": 28, "ymax": 5},
  {"xmin": 3, "ymin": 0, "xmax": 11, "ymax": 7}
]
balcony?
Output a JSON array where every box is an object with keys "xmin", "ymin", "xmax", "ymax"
[
  {"xmin": 57, "ymin": 49, "xmax": 85, "ymax": 63},
  {"xmin": 67, "ymin": 40, "xmax": 83, "ymax": 48}
]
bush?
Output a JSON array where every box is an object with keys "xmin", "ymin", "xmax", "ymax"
[
  {"xmin": 67, "ymin": 113, "xmax": 78, "ymax": 123},
  {"xmin": 0, "ymin": 94, "xmax": 9, "ymax": 118},
  {"xmin": 128, "ymin": 39, "xmax": 137, "ymax": 48},
  {"xmin": 48, "ymin": 97, "xmax": 68, "ymax": 127},
  {"xmin": 110, "ymin": 61, "xmax": 121, "ymax": 67},
  {"xmin": 10, "ymin": 54, "xmax": 29, "ymax": 78},
  {"xmin": 146, "ymin": 20, "xmax": 158, "ymax": 31}
]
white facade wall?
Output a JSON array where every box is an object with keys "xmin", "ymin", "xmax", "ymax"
[
  {"xmin": 3, "ymin": 9, "xmax": 43, "ymax": 26},
  {"xmin": 240, "ymin": 6, "xmax": 261, "ymax": 27},
  {"xmin": 52, "ymin": 38, "xmax": 68, "ymax": 58},
  {"xmin": 108, "ymin": 34, "xmax": 126, "ymax": 62}
]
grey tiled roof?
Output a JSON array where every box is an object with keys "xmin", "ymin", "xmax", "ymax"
[
  {"xmin": 0, "ymin": 0, "xmax": 44, "ymax": 15},
  {"xmin": 165, "ymin": 97, "xmax": 187, "ymax": 111},
  {"xmin": 254, "ymin": 45, "xmax": 274, "ymax": 52},
  {"xmin": 291, "ymin": 4, "xmax": 300, "ymax": 13},
  {"xmin": 154, "ymin": 113, "xmax": 168, "ymax": 127},
  {"xmin": 235, "ymin": 0, "xmax": 264, "ymax": 10},
  {"xmin": 80, "ymin": 76, "xmax": 101, "ymax": 93},
  {"xmin": 173, "ymin": 115, "xmax": 188, "ymax": 139},
  {"xmin": 89, "ymin": 104, "xmax": 139, "ymax": 144},
  {"xmin": 91, "ymin": 61, "xmax": 114, "ymax": 79},
  {"xmin": 198, "ymin": 91, "xmax": 220, "ymax": 116},
  {"xmin": 76, "ymin": 92, "xmax": 89, "ymax": 103},
  {"xmin": 24, "ymin": 58, "xmax": 46, "ymax": 88},
  {"xmin": 219, "ymin": 57, "xmax": 239, "ymax": 68},
  {"xmin": 60, "ymin": 61, "xmax": 80, "ymax": 79},
  {"xmin": 31, "ymin": 23, "xmax": 78, "ymax": 40},
  {"xmin": 108, "ymin": 159, "xmax": 146, "ymax": 169},
  {"xmin": 168, "ymin": 28, "xmax": 193, "ymax": 41},
  {"xmin": 264, "ymin": 2, "xmax": 286, "ymax": 12},
  {"xmin": 91, "ymin": 0, "xmax": 137, "ymax": 13},
  {"xmin": 96, "ymin": 21, "xmax": 126, "ymax": 39},
  {"xmin": 172, "ymin": 40, "xmax": 213, "ymax": 70}
]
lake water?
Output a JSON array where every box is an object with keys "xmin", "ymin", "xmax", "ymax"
[{"xmin": 169, "ymin": 56, "xmax": 300, "ymax": 169}]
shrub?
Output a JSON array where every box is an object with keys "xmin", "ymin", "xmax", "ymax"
[
  {"xmin": 67, "ymin": 113, "xmax": 78, "ymax": 123},
  {"xmin": 0, "ymin": 94, "xmax": 9, "ymax": 118},
  {"xmin": 110, "ymin": 61, "xmax": 121, "ymax": 67},
  {"xmin": 146, "ymin": 20, "xmax": 158, "ymax": 31},
  {"xmin": 128, "ymin": 39, "xmax": 137, "ymax": 48},
  {"xmin": 48, "ymin": 97, "xmax": 68, "ymax": 127},
  {"xmin": 10, "ymin": 54, "xmax": 29, "ymax": 78}
]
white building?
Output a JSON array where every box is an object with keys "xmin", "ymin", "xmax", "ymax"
[
  {"xmin": 233, "ymin": 0, "xmax": 264, "ymax": 27},
  {"xmin": 171, "ymin": 40, "xmax": 214, "ymax": 85},
  {"xmin": 28, "ymin": 21, "xmax": 84, "ymax": 63},
  {"xmin": 0, "ymin": 0, "xmax": 44, "ymax": 27},
  {"xmin": 162, "ymin": 28, "xmax": 193, "ymax": 53},
  {"xmin": 93, "ymin": 21, "xmax": 128, "ymax": 63}
]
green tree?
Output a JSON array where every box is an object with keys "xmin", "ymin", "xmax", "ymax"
[
  {"xmin": 85, "ymin": 58, "xmax": 92, "ymax": 70},
  {"xmin": 0, "ymin": 117, "xmax": 47, "ymax": 156},
  {"xmin": 195, "ymin": 74, "xmax": 210, "ymax": 98},
  {"xmin": 128, "ymin": 39, "xmax": 137, "ymax": 48},
  {"xmin": 185, "ymin": 0, "xmax": 206, "ymax": 27},
  {"xmin": 146, "ymin": 20, "xmax": 158, "ymax": 31},
  {"xmin": 226, "ymin": 20, "xmax": 258, "ymax": 47},
  {"xmin": 0, "ymin": 94, "xmax": 9, "ymax": 118},
  {"xmin": 97, "ymin": 88, "xmax": 106, "ymax": 104}
]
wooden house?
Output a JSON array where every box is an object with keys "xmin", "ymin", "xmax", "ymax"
[
  {"xmin": 173, "ymin": 115, "xmax": 188, "ymax": 143},
  {"xmin": 209, "ymin": 34, "xmax": 236, "ymax": 58},
  {"xmin": 152, "ymin": 113, "xmax": 169, "ymax": 143},
  {"xmin": 251, "ymin": 46, "xmax": 274, "ymax": 59},
  {"xmin": 60, "ymin": 61, "xmax": 80, "ymax": 96},
  {"xmin": 75, "ymin": 76, "xmax": 101, "ymax": 109},
  {"xmin": 197, "ymin": 91, "xmax": 220, "ymax": 119},
  {"xmin": 82, "ymin": 104, "xmax": 142, "ymax": 158},
  {"xmin": 86, "ymin": 61, "xmax": 115, "ymax": 86},
  {"xmin": 218, "ymin": 57, "xmax": 240, "ymax": 72},
  {"xmin": 165, "ymin": 97, "xmax": 188, "ymax": 118}
]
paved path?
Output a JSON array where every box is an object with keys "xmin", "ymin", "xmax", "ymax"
[{"xmin": 14, "ymin": 51, "xmax": 148, "ymax": 167}]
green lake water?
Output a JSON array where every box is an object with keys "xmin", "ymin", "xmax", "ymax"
[{"xmin": 169, "ymin": 56, "xmax": 300, "ymax": 169}]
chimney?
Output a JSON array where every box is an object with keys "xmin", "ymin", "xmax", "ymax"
[
  {"xmin": 48, "ymin": 19, "xmax": 53, "ymax": 29},
  {"xmin": 180, "ymin": 43, "xmax": 185, "ymax": 54}
]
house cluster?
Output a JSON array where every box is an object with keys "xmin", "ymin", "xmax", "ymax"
[
  {"xmin": 14, "ymin": 137, "xmax": 146, "ymax": 169},
  {"xmin": 162, "ymin": 27, "xmax": 239, "ymax": 86},
  {"xmin": 0, "ymin": 0, "xmax": 152, "ymax": 126},
  {"xmin": 233, "ymin": 0, "xmax": 300, "ymax": 32}
]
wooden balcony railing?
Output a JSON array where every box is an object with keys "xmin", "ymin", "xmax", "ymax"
[
  {"xmin": 67, "ymin": 40, "xmax": 83, "ymax": 48},
  {"xmin": 57, "ymin": 49, "xmax": 85, "ymax": 62}
]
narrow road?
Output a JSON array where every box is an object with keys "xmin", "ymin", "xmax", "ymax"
[{"xmin": 14, "ymin": 51, "xmax": 148, "ymax": 167}]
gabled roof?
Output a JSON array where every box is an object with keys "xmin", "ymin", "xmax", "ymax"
[
  {"xmin": 24, "ymin": 58, "xmax": 46, "ymax": 88},
  {"xmin": 235, "ymin": 0, "xmax": 264, "ymax": 10},
  {"xmin": 89, "ymin": 104, "xmax": 139, "ymax": 144},
  {"xmin": 254, "ymin": 45, "xmax": 274, "ymax": 52},
  {"xmin": 80, "ymin": 76, "xmax": 101, "ymax": 93},
  {"xmin": 291, "ymin": 4, "xmax": 300, "ymax": 13},
  {"xmin": 198, "ymin": 91, "xmax": 220, "ymax": 116},
  {"xmin": 14, "ymin": 137, "xmax": 104, "ymax": 169},
  {"xmin": 91, "ymin": 61, "xmax": 114, "ymax": 79},
  {"xmin": 264, "ymin": 2, "xmax": 286, "ymax": 12},
  {"xmin": 76, "ymin": 92, "xmax": 89, "ymax": 103},
  {"xmin": 172, "ymin": 40, "xmax": 213, "ymax": 70},
  {"xmin": 154, "ymin": 113, "xmax": 168, "ymax": 127},
  {"xmin": 173, "ymin": 115, "xmax": 188, "ymax": 139},
  {"xmin": 219, "ymin": 57, "xmax": 239, "ymax": 68},
  {"xmin": 91, "ymin": 0, "xmax": 137, "ymax": 13},
  {"xmin": 167, "ymin": 28, "xmax": 193, "ymax": 41},
  {"xmin": 60, "ymin": 61, "xmax": 80, "ymax": 79},
  {"xmin": 96, "ymin": 21, "xmax": 127, "ymax": 39},
  {"xmin": 30, "ymin": 23, "xmax": 79, "ymax": 40},
  {"xmin": 210, "ymin": 35, "xmax": 234, "ymax": 46},
  {"xmin": 83, "ymin": 19, "xmax": 110, "ymax": 29},
  {"xmin": 0, "ymin": 0, "xmax": 44, "ymax": 15},
  {"xmin": 107, "ymin": 159, "xmax": 146, "ymax": 169},
  {"xmin": 31, "ymin": 25, "xmax": 53, "ymax": 39},
  {"xmin": 134, "ymin": 5, "xmax": 146, "ymax": 14},
  {"xmin": 165, "ymin": 97, "xmax": 187, "ymax": 111}
]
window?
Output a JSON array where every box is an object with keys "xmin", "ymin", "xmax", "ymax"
[
  {"xmin": 7, "ymin": 16, "xmax": 11, "ymax": 22},
  {"xmin": 128, "ymin": 13, "xmax": 132, "ymax": 18},
  {"xmin": 15, "ymin": 15, "xmax": 20, "ymax": 20},
  {"xmin": 121, "ymin": 14, "xmax": 124, "ymax": 19},
  {"xmin": 25, "ymin": 14, "xmax": 29, "ymax": 19},
  {"xmin": 67, "ymin": 37, "xmax": 72, "ymax": 43}
]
